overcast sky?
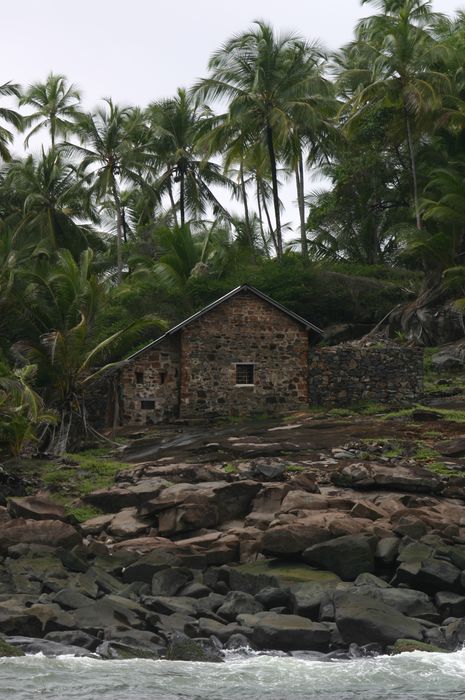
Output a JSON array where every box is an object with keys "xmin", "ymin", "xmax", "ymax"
[
  {"xmin": 3, "ymin": 0, "xmax": 465, "ymax": 233},
  {"xmin": 4, "ymin": 0, "xmax": 464, "ymax": 109}
]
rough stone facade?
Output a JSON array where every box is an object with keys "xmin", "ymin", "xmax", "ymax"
[
  {"xmin": 120, "ymin": 336, "xmax": 181, "ymax": 425},
  {"xmin": 179, "ymin": 291, "xmax": 309, "ymax": 418},
  {"xmin": 85, "ymin": 287, "xmax": 425, "ymax": 429},
  {"xmin": 309, "ymin": 345, "xmax": 423, "ymax": 406}
]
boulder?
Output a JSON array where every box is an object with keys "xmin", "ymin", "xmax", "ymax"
[
  {"xmin": 216, "ymin": 591, "xmax": 263, "ymax": 621},
  {"xmin": 261, "ymin": 520, "xmax": 330, "ymax": 556},
  {"xmin": 334, "ymin": 592, "xmax": 424, "ymax": 645},
  {"xmin": 435, "ymin": 437, "xmax": 465, "ymax": 458},
  {"xmin": 302, "ymin": 535, "xmax": 376, "ymax": 580},
  {"xmin": 107, "ymin": 508, "xmax": 151, "ymax": 538},
  {"xmin": 166, "ymin": 633, "xmax": 223, "ymax": 662},
  {"xmin": 255, "ymin": 587, "xmax": 292, "ymax": 611},
  {"xmin": 83, "ymin": 478, "xmax": 167, "ymax": 511},
  {"xmin": 280, "ymin": 491, "xmax": 329, "ymax": 513},
  {"xmin": 7, "ymin": 497, "xmax": 66, "ymax": 521},
  {"xmin": 375, "ymin": 537, "xmax": 400, "ymax": 564},
  {"xmin": 151, "ymin": 568, "xmax": 193, "ymax": 596},
  {"xmin": 290, "ymin": 581, "xmax": 337, "ymax": 620},
  {"xmin": 237, "ymin": 611, "xmax": 331, "ymax": 651},
  {"xmin": 0, "ymin": 519, "xmax": 81, "ymax": 552},
  {"xmin": 4, "ymin": 636, "xmax": 94, "ymax": 657},
  {"xmin": 122, "ymin": 551, "xmax": 181, "ymax": 583},
  {"xmin": 332, "ymin": 463, "xmax": 441, "ymax": 494},
  {"xmin": 44, "ymin": 630, "xmax": 99, "ymax": 651},
  {"xmin": 435, "ymin": 592, "xmax": 465, "ymax": 619}
]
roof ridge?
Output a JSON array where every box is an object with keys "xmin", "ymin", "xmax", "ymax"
[{"xmin": 126, "ymin": 284, "xmax": 322, "ymax": 362}]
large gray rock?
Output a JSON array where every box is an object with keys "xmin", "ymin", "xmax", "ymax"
[
  {"xmin": 7, "ymin": 497, "xmax": 66, "ymax": 522},
  {"xmin": 0, "ymin": 519, "xmax": 81, "ymax": 552},
  {"xmin": 151, "ymin": 568, "xmax": 193, "ymax": 596},
  {"xmin": 4, "ymin": 636, "xmax": 94, "ymax": 657},
  {"xmin": 122, "ymin": 551, "xmax": 181, "ymax": 583},
  {"xmin": 332, "ymin": 463, "xmax": 441, "ymax": 494},
  {"xmin": 334, "ymin": 592, "xmax": 425, "ymax": 645},
  {"xmin": 302, "ymin": 535, "xmax": 375, "ymax": 580},
  {"xmin": 262, "ymin": 520, "xmax": 330, "ymax": 556},
  {"xmin": 217, "ymin": 591, "xmax": 263, "ymax": 621},
  {"xmin": 290, "ymin": 582, "xmax": 338, "ymax": 620},
  {"xmin": 355, "ymin": 585, "xmax": 437, "ymax": 620},
  {"xmin": 237, "ymin": 612, "xmax": 331, "ymax": 651}
]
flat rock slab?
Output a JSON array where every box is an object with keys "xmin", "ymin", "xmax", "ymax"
[
  {"xmin": 334, "ymin": 592, "xmax": 425, "ymax": 645},
  {"xmin": 237, "ymin": 611, "xmax": 331, "ymax": 651}
]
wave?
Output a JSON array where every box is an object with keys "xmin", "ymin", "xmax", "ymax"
[{"xmin": 1, "ymin": 648, "xmax": 465, "ymax": 700}]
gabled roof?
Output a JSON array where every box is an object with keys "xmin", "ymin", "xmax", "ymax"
[{"xmin": 127, "ymin": 284, "xmax": 323, "ymax": 361}]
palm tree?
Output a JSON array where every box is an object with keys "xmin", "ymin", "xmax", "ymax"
[
  {"xmin": 20, "ymin": 73, "xmax": 81, "ymax": 148},
  {"xmin": 17, "ymin": 249, "xmax": 158, "ymax": 452},
  {"xmin": 339, "ymin": 0, "xmax": 448, "ymax": 229},
  {"xmin": 0, "ymin": 82, "xmax": 22, "ymax": 161},
  {"xmin": 146, "ymin": 88, "xmax": 234, "ymax": 226},
  {"xmin": 194, "ymin": 21, "xmax": 332, "ymax": 257},
  {"xmin": 6, "ymin": 149, "xmax": 99, "ymax": 258},
  {"xmin": 66, "ymin": 100, "xmax": 153, "ymax": 282}
]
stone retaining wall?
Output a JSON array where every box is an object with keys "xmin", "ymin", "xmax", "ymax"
[{"xmin": 309, "ymin": 345, "xmax": 423, "ymax": 406}]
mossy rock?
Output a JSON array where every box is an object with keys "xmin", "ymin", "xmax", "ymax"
[
  {"xmin": 236, "ymin": 559, "xmax": 341, "ymax": 585},
  {"xmin": 0, "ymin": 639, "xmax": 25, "ymax": 657},
  {"xmin": 390, "ymin": 638, "xmax": 449, "ymax": 655},
  {"xmin": 166, "ymin": 634, "xmax": 222, "ymax": 663}
]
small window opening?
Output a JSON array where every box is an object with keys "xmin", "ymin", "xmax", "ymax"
[
  {"xmin": 159, "ymin": 371, "xmax": 166, "ymax": 385},
  {"xmin": 136, "ymin": 371, "xmax": 144, "ymax": 384},
  {"xmin": 236, "ymin": 363, "xmax": 254, "ymax": 385},
  {"xmin": 141, "ymin": 400, "xmax": 155, "ymax": 410}
]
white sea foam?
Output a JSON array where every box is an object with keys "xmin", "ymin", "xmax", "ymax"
[{"xmin": 1, "ymin": 649, "xmax": 465, "ymax": 700}]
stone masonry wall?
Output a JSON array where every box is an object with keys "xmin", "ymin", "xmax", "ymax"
[
  {"xmin": 179, "ymin": 290, "xmax": 309, "ymax": 418},
  {"xmin": 120, "ymin": 335, "xmax": 181, "ymax": 425},
  {"xmin": 309, "ymin": 345, "xmax": 423, "ymax": 406}
]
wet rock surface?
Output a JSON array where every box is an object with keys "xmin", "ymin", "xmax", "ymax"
[{"xmin": 3, "ymin": 411, "xmax": 465, "ymax": 660}]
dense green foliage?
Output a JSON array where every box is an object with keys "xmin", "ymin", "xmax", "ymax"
[{"xmin": 2, "ymin": 2, "xmax": 465, "ymax": 453}]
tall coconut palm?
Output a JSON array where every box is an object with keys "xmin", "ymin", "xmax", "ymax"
[
  {"xmin": 338, "ymin": 0, "xmax": 448, "ymax": 229},
  {"xmin": 6, "ymin": 149, "xmax": 99, "ymax": 258},
  {"xmin": 0, "ymin": 82, "xmax": 22, "ymax": 162},
  {"xmin": 194, "ymin": 21, "xmax": 332, "ymax": 257},
  {"xmin": 20, "ymin": 73, "xmax": 81, "ymax": 148},
  {"xmin": 146, "ymin": 88, "xmax": 234, "ymax": 227},
  {"xmin": 65, "ymin": 100, "xmax": 153, "ymax": 282}
]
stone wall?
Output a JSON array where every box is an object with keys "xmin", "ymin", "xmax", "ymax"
[
  {"xmin": 120, "ymin": 335, "xmax": 181, "ymax": 425},
  {"xmin": 309, "ymin": 345, "xmax": 423, "ymax": 406},
  {"xmin": 179, "ymin": 290, "xmax": 309, "ymax": 418}
]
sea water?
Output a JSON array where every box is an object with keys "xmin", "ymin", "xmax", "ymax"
[{"xmin": 1, "ymin": 649, "xmax": 465, "ymax": 700}]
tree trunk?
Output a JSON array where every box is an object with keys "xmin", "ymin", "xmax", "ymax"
[
  {"xmin": 296, "ymin": 147, "xmax": 308, "ymax": 259},
  {"xmin": 256, "ymin": 178, "xmax": 270, "ymax": 257},
  {"xmin": 265, "ymin": 123, "xmax": 283, "ymax": 257},
  {"xmin": 405, "ymin": 111, "xmax": 421, "ymax": 230},
  {"xmin": 167, "ymin": 177, "xmax": 179, "ymax": 227},
  {"xmin": 180, "ymin": 170, "xmax": 185, "ymax": 227},
  {"xmin": 259, "ymin": 178, "xmax": 278, "ymax": 255},
  {"xmin": 240, "ymin": 163, "xmax": 253, "ymax": 248},
  {"xmin": 111, "ymin": 179, "xmax": 124, "ymax": 284}
]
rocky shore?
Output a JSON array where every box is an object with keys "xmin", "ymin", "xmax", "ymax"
[{"xmin": 2, "ymin": 411, "xmax": 465, "ymax": 661}]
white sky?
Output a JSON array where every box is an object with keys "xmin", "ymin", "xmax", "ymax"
[{"xmin": 3, "ymin": 0, "xmax": 464, "ymax": 233}]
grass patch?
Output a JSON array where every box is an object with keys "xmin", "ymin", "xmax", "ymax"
[
  {"xmin": 285, "ymin": 465, "xmax": 306, "ymax": 473},
  {"xmin": 223, "ymin": 463, "xmax": 238, "ymax": 474},
  {"xmin": 12, "ymin": 447, "xmax": 132, "ymax": 518},
  {"xmin": 383, "ymin": 404, "xmax": 465, "ymax": 422}
]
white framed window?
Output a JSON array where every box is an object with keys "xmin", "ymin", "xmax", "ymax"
[{"xmin": 235, "ymin": 363, "xmax": 255, "ymax": 385}]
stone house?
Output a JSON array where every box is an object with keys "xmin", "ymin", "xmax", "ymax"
[
  {"xmin": 88, "ymin": 284, "xmax": 322, "ymax": 427},
  {"xmin": 86, "ymin": 284, "xmax": 423, "ymax": 429}
]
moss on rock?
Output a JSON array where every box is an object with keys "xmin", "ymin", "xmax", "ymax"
[
  {"xmin": 391, "ymin": 639, "xmax": 449, "ymax": 655},
  {"xmin": 0, "ymin": 639, "xmax": 25, "ymax": 657}
]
